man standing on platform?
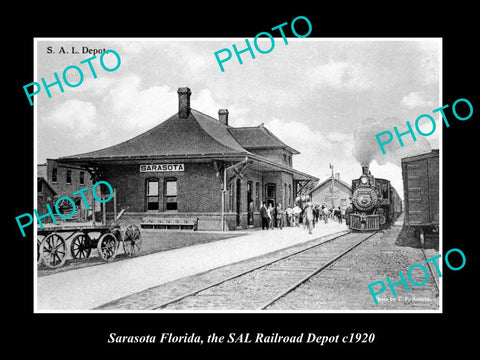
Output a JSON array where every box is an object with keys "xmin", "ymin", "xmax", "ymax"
[
  {"xmin": 260, "ymin": 202, "xmax": 269, "ymax": 230},
  {"xmin": 304, "ymin": 197, "xmax": 314, "ymax": 234}
]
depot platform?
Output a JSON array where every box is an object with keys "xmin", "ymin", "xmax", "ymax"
[{"xmin": 36, "ymin": 221, "xmax": 348, "ymax": 311}]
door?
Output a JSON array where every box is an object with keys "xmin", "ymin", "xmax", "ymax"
[
  {"xmin": 236, "ymin": 178, "xmax": 241, "ymax": 226},
  {"xmin": 265, "ymin": 183, "xmax": 276, "ymax": 208},
  {"xmin": 247, "ymin": 181, "xmax": 253, "ymax": 226}
]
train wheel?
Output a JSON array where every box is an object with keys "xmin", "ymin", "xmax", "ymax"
[
  {"xmin": 40, "ymin": 233, "xmax": 67, "ymax": 269},
  {"xmin": 123, "ymin": 224, "xmax": 141, "ymax": 257},
  {"xmin": 97, "ymin": 233, "xmax": 118, "ymax": 262},
  {"xmin": 70, "ymin": 232, "xmax": 92, "ymax": 260}
]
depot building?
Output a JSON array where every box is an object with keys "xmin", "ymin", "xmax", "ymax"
[{"xmin": 57, "ymin": 87, "xmax": 318, "ymax": 230}]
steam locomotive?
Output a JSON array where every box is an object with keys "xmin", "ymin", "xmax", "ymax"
[{"xmin": 346, "ymin": 165, "xmax": 402, "ymax": 231}]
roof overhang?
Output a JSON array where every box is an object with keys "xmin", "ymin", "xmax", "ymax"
[
  {"xmin": 244, "ymin": 145, "xmax": 300, "ymax": 155},
  {"xmin": 57, "ymin": 152, "xmax": 251, "ymax": 167},
  {"xmin": 57, "ymin": 152, "xmax": 318, "ymax": 182},
  {"xmin": 245, "ymin": 154, "xmax": 318, "ymax": 181}
]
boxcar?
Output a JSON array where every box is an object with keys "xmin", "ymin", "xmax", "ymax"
[{"xmin": 401, "ymin": 149, "xmax": 439, "ymax": 244}]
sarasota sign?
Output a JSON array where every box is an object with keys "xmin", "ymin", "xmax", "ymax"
[{"xmin": 139, "ymin": 164, "xmax": 185, "ymax": 173}]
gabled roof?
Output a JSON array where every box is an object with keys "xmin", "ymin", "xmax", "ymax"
[
  {"xmin": 229, "ymin": 125, "xmax": 300, "ymax": 154},
  {"xmin": 59, "ymin": 108, "xmax": 303, "ymax": 162},
  {"xmin": 60, "ymin": 109, "xmax": 249, "ymax": 161},
  {"xmin": 310, "ymin": 176, "xmax": 352, "ymax": 194},
  {"xmin": 37, "ymin": 177, "xmax": 57, "ymax": 195}
]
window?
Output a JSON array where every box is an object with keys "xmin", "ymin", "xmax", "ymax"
[
  {"xmin": 255, "ymin": 182, "xmax": 260, "ymax": 211},
  {"xmin": 284, "ymin": 183, "xmax": 287, "ymax": 206},
  {"xmin": 288, "ymin": 156, "xmax": 292, "ymax": 167},
  {"xmin": 146, "ymin": 178, "xmax": 159, "ymax": 210},
  {"xmin": 228, "ymin": 183, "xmax": 234, "ymax": 212},
  {"xmin": 283, "ymin": 154, "xmax": 287, "ymax": 164},
  {"xmin": 66, "ymin": 170, "xmax": 72, "ymax": 184},
  {"xmin": 79, "ymin": 171, "xmax": 85, "ymax": 185},
  {"xmin": 38, "ymin": 180, "xmax": 43, "ymax": 193},
  {"xmin": 165, "ymin": 178, "xmax": 177, "ymax": 211},
  {"xmin": 52, "ymin": 168, "xmax": 57, "ymax": 183},
  {"xmin": 288, "ymin": 184, "xmax": 292, "ymax": 205},
  {"xmin": 266, "ymin": 184, "xmax": 276, "ymax": 199}
]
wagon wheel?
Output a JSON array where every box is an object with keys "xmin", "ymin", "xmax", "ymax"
[
  {"xmin": 97, "ymin": 233, "xmax": 118, "ymax": 262},
  {"xmin": 40, "ymin": 233, "xmax": 67, "ymax": 269},
  {"xmin": 37, "ymin": 235, "xmax": 45, "ymax": 265},
  {"xmin": 70, "ymin": 232, "xmax": 92, "ymax": 260},
  {"xmin": 123, "ymin": 224, "xmax": 141, "ymax": 257}
]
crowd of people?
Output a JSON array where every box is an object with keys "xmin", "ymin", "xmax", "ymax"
[{"xmin": 259, "ymin": 196, "xmax": 344, "ymax": 234}]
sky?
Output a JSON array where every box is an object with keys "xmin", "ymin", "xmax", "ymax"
[{"xmin": 35, "ymin": 38, "xmax": 441, "ymax": 199}]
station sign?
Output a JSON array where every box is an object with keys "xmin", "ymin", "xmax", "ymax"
[{"xmin": 139, "ymin": 164, "xmax": 185, "ymax": 172}]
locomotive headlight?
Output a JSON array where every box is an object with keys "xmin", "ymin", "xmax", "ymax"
[{"xmin": 360, "ymin": 175, "xmax": 368, "ymax": 184}]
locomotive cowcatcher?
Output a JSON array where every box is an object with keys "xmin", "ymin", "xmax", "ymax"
[{"xmin": 346, "ymin": 165, "xmax": 402, "ymax": 231}]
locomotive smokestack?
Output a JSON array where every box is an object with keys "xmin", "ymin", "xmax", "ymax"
[{"xmin": 362, "ymin": 165, "xmax": 369, "ymax": 175}]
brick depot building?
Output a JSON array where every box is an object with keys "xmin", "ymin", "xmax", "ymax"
[
  {"xmin": 37, "ymin": 159, "xmax": 94, "ymax": 222},
  {"xmin": 57, "ymin": 88, "xmax": 318, "ymax": 230}
]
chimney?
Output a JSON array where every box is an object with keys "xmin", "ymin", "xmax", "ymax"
[
  {"xmin": 361, "ymin": 165, "xmax": 369, "ymax": 175},
  {"xmin": 177, "ymin": 87, "xmax": 191, "ymax": 119},
  {"xmin": 218, "ymin": 109, "xmax": 229, "ymax": 126},
  {"xmin": 335, "ymin": 172, "xmax": 340, "ymax": 180}
]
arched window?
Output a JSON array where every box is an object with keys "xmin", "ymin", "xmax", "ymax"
[
  {"xmin": 247, "ymin": 181, "xmax": 253, "ymax": 207},
  {"xmin": 247, "ymin": 181, "xmax": 253, "ymax": 226},
  {"xmin": 165, "ymin": 178, "xmax": 178, "ymax": 211},
  {"xmin": 265, "ymin": 183, "xmax": 276, "ymax": 208},
  {"xmin": 146, "ymin": 178, "xmax": 159, "ymax": 211},
  {"xmin": 229, "ymin": 183, "xmax": 234, "ymax": 212}
]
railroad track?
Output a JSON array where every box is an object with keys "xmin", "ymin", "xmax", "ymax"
[
  {"xmin": 420, "ymin": 247, "xmax": 440, "ymax": 293},
  {"xmin": 149, "ymin": 230, "xmax": 379, "ymax": 311}
]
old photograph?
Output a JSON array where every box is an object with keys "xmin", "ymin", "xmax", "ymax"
[{"xmin": 33, "ymin": 37, "xmax": 442, "ymax": 312}]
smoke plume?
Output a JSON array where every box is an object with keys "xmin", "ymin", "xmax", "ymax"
[{"xmin": 352, "ymin": 117, "xmax": 432, "ymax": 167}]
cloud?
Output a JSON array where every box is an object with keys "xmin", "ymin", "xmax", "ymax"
[
  {"xmin": 265, "ymin": 118, "xmax": 328, "ymax": 148},
  {"xmin": 311, "ymin": 61, "xmax": 371, "ymax": 91},
  {"xmin": 194, "ymin": 88, "xmax": 223, "ymax": 117},
  {"xmin": 262, "ymin": 118, "xmax": 332, "ymax": 176},
  {"xmin": 326, "ymin": 131, "xmax": 353, "ymax": 144},
  {"xmin": 46, "ymin": 99, "xmax": 97, "ymax": 138},
  {"xmin": 401, "ymin": 91, "xmax": 434, "ymax": 109},
  {"xmin": 193, "ymin": 88, "xmax": 253, "ymax": 127},
  {"xmin": 72, "ymin": 76, "xmax": 115, "ymax": 95},
  {"xmin": 105, "ymin": 75, "xmax": 177, "ymax": 130}
]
